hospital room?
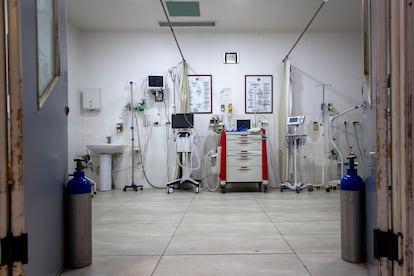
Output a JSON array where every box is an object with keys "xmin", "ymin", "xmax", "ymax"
[{"xmin": 6, "ymin": 0, "xmax": 412, "ymax": 275}]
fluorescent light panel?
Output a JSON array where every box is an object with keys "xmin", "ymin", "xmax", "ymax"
[
  {"xmin": 158, "ymin": 21, "xmax": 215, "ymax": 27},
  {"xmin": 166, "ymin": 1, "xmax": 200, "ymax": 17}
]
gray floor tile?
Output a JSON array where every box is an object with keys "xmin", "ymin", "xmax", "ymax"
[
  {"xmin": 153, "ymin": 254, "xmax": 310, "ymax": 276},
  {"xmin": 267, "ymin": 210, "xmax": 340, "ymax": 222},
  {"xmin": 165, "ymin": 235, "xmax": 293, "ymax": 255},
  {"xmin": 62, "ymin": 189, "xmax": 370, "ymax": 275},
  {"xmin": 93, "ymin": 223, "xmax": 178, "ymax": 236},
  {"xmin": 284, "ymin": 234, "xmax": 341, "ymax": 253},
  {"xmin": 61, "ymin": 256, "xmax": 160, "ymax": 276},
  {"xmin": 298, "ymin": 253, "xmax": 369, "ymax": 276},
  {"xmin": 93, "ymin": 225, "xmax": 173, "ymax": 256},
  {"xmin": 182, "ymin": 212, "xmax": 271, "ymax": 224},
  {"xmin": 175, "ymin": 222, "xmax": 281, "ymax": 236},
  {"xmin": 94, "ymin": 211, "xmax": 184, "ymax": 225},
  {"xmin": 276, "ymin": 221, "xmax": 340, "ymax": 235}
]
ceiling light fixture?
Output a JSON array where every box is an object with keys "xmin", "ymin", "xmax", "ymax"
[
  {"xmin": 158, "ymin": 21, "xmax": 215, "ymax": 27},
  {"xmin": 166, "ymin": 1, "xmax": 200, "ymax": 17}
]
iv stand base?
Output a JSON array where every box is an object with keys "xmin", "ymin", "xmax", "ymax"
[
  {"xmin": 123, "ymin": 182, "xmax": 143, "ymax": 192},
  {"xmin": 280, "ymin": 182, "xmax": 313, "ymax": 193},
  {"xmin": 166, "ymin": 178, "xmax": 200, "ymax": 194}
]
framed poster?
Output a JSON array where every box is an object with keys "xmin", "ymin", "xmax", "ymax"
[
  {"xmin": 245, "ymin": 75, "xmax": 273, "ymax": 114},
  {"xmin": 189, "ymin": 75, "xmax": 212, "ymax": 113},
  {"xmin": 36, "ymin": 0, "xmax": 60, "ymax": 109}
]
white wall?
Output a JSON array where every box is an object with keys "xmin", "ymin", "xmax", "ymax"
[
  {"xmin": 67, "ymin": 24, "xmax": 364, "ymax": 190},
  {"xmin": 67, "ymin": 22, "xmax": 83, "ymax": 173}
]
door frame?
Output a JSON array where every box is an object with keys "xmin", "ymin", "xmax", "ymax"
[
  {"xmin": 389, "ymin": 0, "xmax": 414, "ymax": 275},
  {"xmin": 2, "ymin": 0, "xmax": 25, "ymax": 275},
  {"xmin": 376, "ymin": 0, "xmax": 414, "ymax": 275},
  {"xmin": 0, "ymin": 0, "xmax": 9, "ymax": 273}
]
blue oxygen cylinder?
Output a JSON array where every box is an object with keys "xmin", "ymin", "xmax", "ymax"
[
  {"xmin": 340, "ymin": 154, "xmax": 364, "ymax": 263},
  {"xmin": 67, "ymin": 159, "xmax": 92, "ymax": 268}
]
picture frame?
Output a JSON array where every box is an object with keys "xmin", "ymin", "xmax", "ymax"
[
  {"xmin": 189, "ymin": 74, "xmax": 212, "ymax": 113},
  {"xmin": 245, "ymin": 75, "xmax": 273, "ymax": 114},
  {"xmin": 36, "ymin": 0, "xmax": 60, "ymax": 109}
]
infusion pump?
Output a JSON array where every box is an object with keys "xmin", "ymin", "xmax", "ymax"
[{"xmin": 287, "ymin": 115, "xmax": 305, "ymax": 126}]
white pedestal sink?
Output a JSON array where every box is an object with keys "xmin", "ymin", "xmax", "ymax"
[{"xmin": 86, "ymin": 144, "xmax": 124, "ymax": 191}]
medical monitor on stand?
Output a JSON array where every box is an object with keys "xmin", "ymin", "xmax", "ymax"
[
  {"xmin": 147, "ymin": 75, "xmax": 165, "ymax": 91},
  {"xmin": 167, "ymin": 112, "xmax": 199, "ymax": 194},
  {"xmin": 172, "ymin": 113, "xmax": 194, "ymax": 129}
]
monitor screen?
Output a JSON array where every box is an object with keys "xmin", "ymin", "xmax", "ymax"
[
  {"xmin": 172, "ymin": 113, "xmax": 194, "ymax": 129},
  {"xmin": 236, "ymin": 119, "xmax": 251, "ymax": 130},
  {"xmin": 287, "ymin": 115, "xmax": 305, "ymax": 126},
  {"xmin": 148, "ymin": 75, "xmax": 164, "ymax": 90},
  {"xmin": 289, "ymin": 117, "xmax": 298, "ymax": 123}
]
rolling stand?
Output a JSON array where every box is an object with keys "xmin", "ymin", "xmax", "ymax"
[
  {"xmin": 166, "ymin": 129, "xmax": 200, "ymax": 194},
  {"xmin": 124, "ymin": 81, "xmax": 143, "ymax": 192},
  {"xmin": 281, "ymin": 116, "xmax": 313, "ymax": 193}
]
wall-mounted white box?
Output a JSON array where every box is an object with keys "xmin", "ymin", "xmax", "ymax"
[{"xmin": 82, "ymin": 88, "xmax": 101, "ymax": 112}]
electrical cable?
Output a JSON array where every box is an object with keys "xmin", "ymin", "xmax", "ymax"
[
  {"xmin": 344, "ymin": 121, "xmax": 352, "ymax": 151},
  {"xmin": 203, "ymin": 150, "xmax": 220, "ymax": 191},
  {"xmin": 134, "ymin": 112, "xmax": 165, "ymax": 189},
  {"xmin": 353, "ymin": 122, "xmax": 365, "ymax": 177}
]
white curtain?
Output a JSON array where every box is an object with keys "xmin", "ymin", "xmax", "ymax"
[{"xmin": 278, "ymin": 59, "xmax": 292, "ymax": 182}]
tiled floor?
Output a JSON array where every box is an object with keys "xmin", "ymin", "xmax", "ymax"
[{"xmin": 61, "ymin": 186, "xmax": 370, "ymax": 276}]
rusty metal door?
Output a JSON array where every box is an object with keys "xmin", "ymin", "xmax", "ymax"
[{"xmin": 0, "ymin": 0, "xmax": 9, "ymax": 275}]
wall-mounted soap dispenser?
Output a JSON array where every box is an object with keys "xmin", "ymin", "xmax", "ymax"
[{"xmin": 82, "ymin": 88, "xmax": 101, "ymax": 112}]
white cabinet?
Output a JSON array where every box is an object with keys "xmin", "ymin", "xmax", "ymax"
[{"xmin": 220, "ymin": 131, "xmax": 268, "ymax": 193}]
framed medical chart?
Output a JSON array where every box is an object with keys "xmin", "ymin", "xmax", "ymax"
[
  {"xmin": 245, "ymin": 75, "xmax": 273, "ymax": 114},
  {"xmin": 36, "ymin": 0, "xmax": 60, "ymax": 109},
  {"xmin": 189, "ymin": 75, "xmax": 212, "ymax": 113}
]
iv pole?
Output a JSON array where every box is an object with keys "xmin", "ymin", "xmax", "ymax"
[
  {"xmin": 316, "ymin": 83, "xmax": 332, "ymax": 190},
  {"xmin": 124, "ymin": 81, "xmax": 143, "ymax": 192},
  {"xmin": 328, "ymin": 104, "xmax": 365, "ymax": 189}
]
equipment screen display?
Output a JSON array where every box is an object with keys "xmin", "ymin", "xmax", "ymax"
[
  {"xmin": 148, "ymin": 75, "xmax": 164, "ymax": 89},
  {"xmin": 172, "ymin": 113, "xmax": 194, "ymax": 129},
  {"xmin": 236, "ymin": 119, "xmax": 251, "ymax": 130},
  {"xmin": 289, "ymin": 117, "xmax": 298, "ymax": 123}
]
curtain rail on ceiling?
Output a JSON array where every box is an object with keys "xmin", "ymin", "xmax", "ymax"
[
  {"xmin": 159, "ymin": 0, "xmax": 186, "ymax": 62},
  {"xmin": 282, "ymin": 0, "xmax": 328, "ymax": 63}
]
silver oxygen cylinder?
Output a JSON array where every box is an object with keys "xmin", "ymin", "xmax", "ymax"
[
  {"xmin": 67, "ymin": 170, "xmax": 92, "ymax": 268},
  {"xmin": 340, "ymin": 164, "xmax": 364, "ymax": 263}
]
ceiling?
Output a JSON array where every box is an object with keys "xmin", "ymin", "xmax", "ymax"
[{"xmin": 66, "ymin": 0, "xmax": 362, "ymax": 33}]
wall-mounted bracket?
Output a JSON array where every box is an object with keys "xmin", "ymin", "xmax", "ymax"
[
  {"xmin": 0, "ymin": 233, "xmax": 28, "ymax": 266},
  {"xmin": 373, "ymin": 229, "xmax": 403, "ymax": 265}
]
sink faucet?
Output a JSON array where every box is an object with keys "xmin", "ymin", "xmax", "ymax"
[{"xmin": 106, "ymin": 136, "xmax": 111, "ymax": 144}]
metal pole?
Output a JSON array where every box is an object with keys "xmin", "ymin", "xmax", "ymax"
[
  {"xmin": 130, "ymin": 81, "xmax": 135, "ymax": 187},
  {"xmin": 160, "ymin": 0, "xmax": 186, "ymax": 62},
  {"xmin": 282, "ymin": 0, "xmax": 328, "ymax": 63}
]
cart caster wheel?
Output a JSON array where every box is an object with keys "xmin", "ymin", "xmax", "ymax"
[
  {"xmin": 333, "ymin": 186, "xmax": 337, "ymax": 190},
  {"xmin": 123, "ymin": 187, "xmax": 126, "ymax": 192},
  {"xmin": 296, "ymin": 188, "xmax": 300, "ymax": 193},
  {"xmin": 326, "ymin": 188, "xmax": 330, "ymax": 192},
  {"xmin": 316, "ymin": 186, "xmax": 320, "ymax": 189},
  {"xmin": 140, "ymin": 186, "xmax": 143, "ymax": 190},
  {"xmin": 258, "ymin": 183, "xmax": 262, "ymax": 191},
  {"xmin": 134, "ymin": 187, "xmax": 138, "ymax": 191},
  {"xmin": 280, "ymin": 187, "xmax": 284, "ymax": 192},
  {"xmin": 167, "ymin": 187, "xmax": 174, "ymax": 194},
  {"xmin": 264, "ymin": 186, "xmax": 267, "ymax": 193},
  {"xmin": 308, "ymin": 186, "xmax": 313, "ymax": 192},
  {"xmin": 194, "ymin": 186, "xmax": 199, "ymax": 193}
]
